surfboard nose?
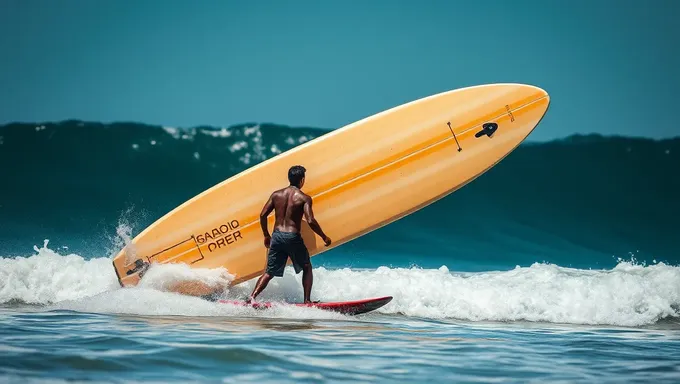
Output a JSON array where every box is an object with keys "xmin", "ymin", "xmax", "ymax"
[
  {"xmin": 517, "ymin": 84, "xmax": 550, "ymax": 137},
  {"xmin": 488, "ymin": 83, "xmax": 550, "ymax": 142},
  {"xmin": 448, "ymin": 83, "xmax": 550, "ymax": 156},
  {"xmin": 526, "ymin": 84, "xmax": 550, "ymax": 112}
]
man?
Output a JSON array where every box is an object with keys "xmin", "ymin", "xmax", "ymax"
[{"xmin": 247, "ymin": 165, "xmax": 331, "ymax": 303}]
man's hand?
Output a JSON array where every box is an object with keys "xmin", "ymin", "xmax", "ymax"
[
  {"xmin": 264, "ymin": 235, "xmax": 271, "ymax": 248},
  {"xmin": 323, "ymin": 236, "xmax": 332, "ymax": 247}
]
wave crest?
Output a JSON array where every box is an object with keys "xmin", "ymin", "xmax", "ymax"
[
  {"xmin": 2, "ymin": 244, "xmax": 678, "ymax": 327},
  {"xmin": 0, "ymin": 240, "xmax": 118, "ymax": 304}
]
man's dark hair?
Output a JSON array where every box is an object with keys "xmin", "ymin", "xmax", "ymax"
[{"xmin": 288, "ymin": 165, "xmax": 306, "ymax": 186}]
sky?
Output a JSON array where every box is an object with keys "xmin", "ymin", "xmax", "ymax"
[{"xmin": 0, "ymin": 0, "xmax": 678, "ymax": 141}]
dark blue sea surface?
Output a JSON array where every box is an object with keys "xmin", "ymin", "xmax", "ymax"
[{"xmin": 1, "ymin": 121, "xmax": 679, "ymax": 382}]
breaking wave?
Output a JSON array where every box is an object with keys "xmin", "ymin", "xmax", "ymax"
[{"xmin": 1, "ymin": 243, "xmax": 678, "ymax": 327}]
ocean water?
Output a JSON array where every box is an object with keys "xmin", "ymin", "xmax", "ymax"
[{"xmin": 1, "ymin": 121, "xmax": 679, "ymax": 382}]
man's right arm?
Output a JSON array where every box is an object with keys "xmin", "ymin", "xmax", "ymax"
[
  {"xmin": 259, "ymin": 192, "xmax": 275, "ymax": 247},
  {"xmin": 303, "ymin": 196, "xmax": 331, "ymax": 246}
]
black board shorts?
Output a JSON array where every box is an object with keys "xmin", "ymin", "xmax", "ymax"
[{"xmin": 266, "ymin": 230, "xmax": 311, "ymax": 277}]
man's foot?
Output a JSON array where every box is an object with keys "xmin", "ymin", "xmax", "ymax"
[{"xmin": 245, "ymin": 296, "xmax": 255, "ymax": 304}]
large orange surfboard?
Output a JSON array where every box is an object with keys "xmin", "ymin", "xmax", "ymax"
[{"xmin": 112, "ymin": 83, "xmax": 550, "ymax": 294}]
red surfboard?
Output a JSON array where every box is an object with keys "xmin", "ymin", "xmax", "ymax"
[{"xmin": 218, "ymin": 296, "xmax": 392, "ymax": 315}]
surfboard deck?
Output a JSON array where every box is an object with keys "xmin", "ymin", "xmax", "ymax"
[
  {"xmin": 112, "ymin": 83, "xmax": 550, "ymax": 295},
  {"xmin": 218, "ymin": 296, "xmax": 393, "ymax": 315}
]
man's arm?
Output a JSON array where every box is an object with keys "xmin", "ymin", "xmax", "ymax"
[
  {"xmin": 303, "ymin": 196, "xmax": 331, "ymax": 246},
  {"xmin": 260, "ymin": 193, "xmax": 275, "ymax": 246}
]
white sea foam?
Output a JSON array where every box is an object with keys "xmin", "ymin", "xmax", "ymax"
[
  {"xmin": 229, "ymin": 141, "xmax": 248, "ymax": 152},
  {"xmin": 243, "ymin": 125, "xmax": 260, "ymax": 137},
  {"xmin": 234, "ymin": 124, "xmax": 267, "ymax": 165},
  {"xmin": 162, "ymin": 126, "xmax": 196, "ymax": 141},
  {"xmin": 200, "ymin": 127, "xmax": 232, "ymax": 138},
  {"xmin": 50, "ymin": 287, "xmax": 345, "ymax": 320},
  {"xmin": 1, "ymin": 244, "xmax": 678, "ymax": 326},
  {"xmin": 137, "ymin": 262, "xmax": 234, "ymax": 293},
  {"xmin": 162, "ymin": 126, "xmax": 180, "ymax": 139},
  {"xmin": 0, "ymin": 241, "xmax": 118, "ymax": 304},
  {"xmin": 304, "ymin": 263, "xmax": 680, "ymax": 326}
]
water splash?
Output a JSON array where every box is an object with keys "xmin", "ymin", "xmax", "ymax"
[
  {"xmin": 0, "ymin": 240, "xmax": 118, "ymax": 304},
  {"xmin": 2, "ymin": 243, "xmax": 678, "ymax": 326}
]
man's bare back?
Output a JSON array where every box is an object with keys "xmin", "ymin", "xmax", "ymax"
[
  {"xmin": 260, "ymin": 186, "xmax": 330, "ymax": 245},
  {"xmin": 248, "ymin": 165, "xmax": 331, "ymax": 303},
  {"xmin": 269, "ymin": 186, "xmax": 307, "ymax": 233}
]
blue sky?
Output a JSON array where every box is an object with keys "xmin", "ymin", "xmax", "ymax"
[{"xmin": 1, "ymin": 0, "xmax": 678, "ymax": 140}]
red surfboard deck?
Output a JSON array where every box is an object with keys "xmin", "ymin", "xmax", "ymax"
[{"xmin": 218, "ymin": 296, "xmax": 392, "ymax": 315}]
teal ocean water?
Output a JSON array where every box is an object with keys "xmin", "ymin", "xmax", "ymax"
[{"xmin": 1, "ymin": 121, "xmax": 679, "ymax": 382}]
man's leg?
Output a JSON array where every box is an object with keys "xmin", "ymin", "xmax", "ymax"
[
  {"xmin": 248, "ymin": 273, "xmax": 273, "ymax": 302},
  {"xmin": 248, "ymin": 232, "xmax": 285, "ymax": 302},
  {"xmin": 287, "ymin": 233, "xmax": 313, "ymax": 303},
  {"xmin": 302, "ymin": 263, "xmax": 313, "ymax": 304}
]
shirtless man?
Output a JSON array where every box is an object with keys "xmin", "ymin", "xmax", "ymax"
[{"xmin": 247, "ymin": 165, "xmax": 331, "ymax": 303}]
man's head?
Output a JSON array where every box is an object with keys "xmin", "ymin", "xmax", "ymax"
[{"xmin": 288, "ymin": 165, "xmax": 306, "ymax": 188}]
